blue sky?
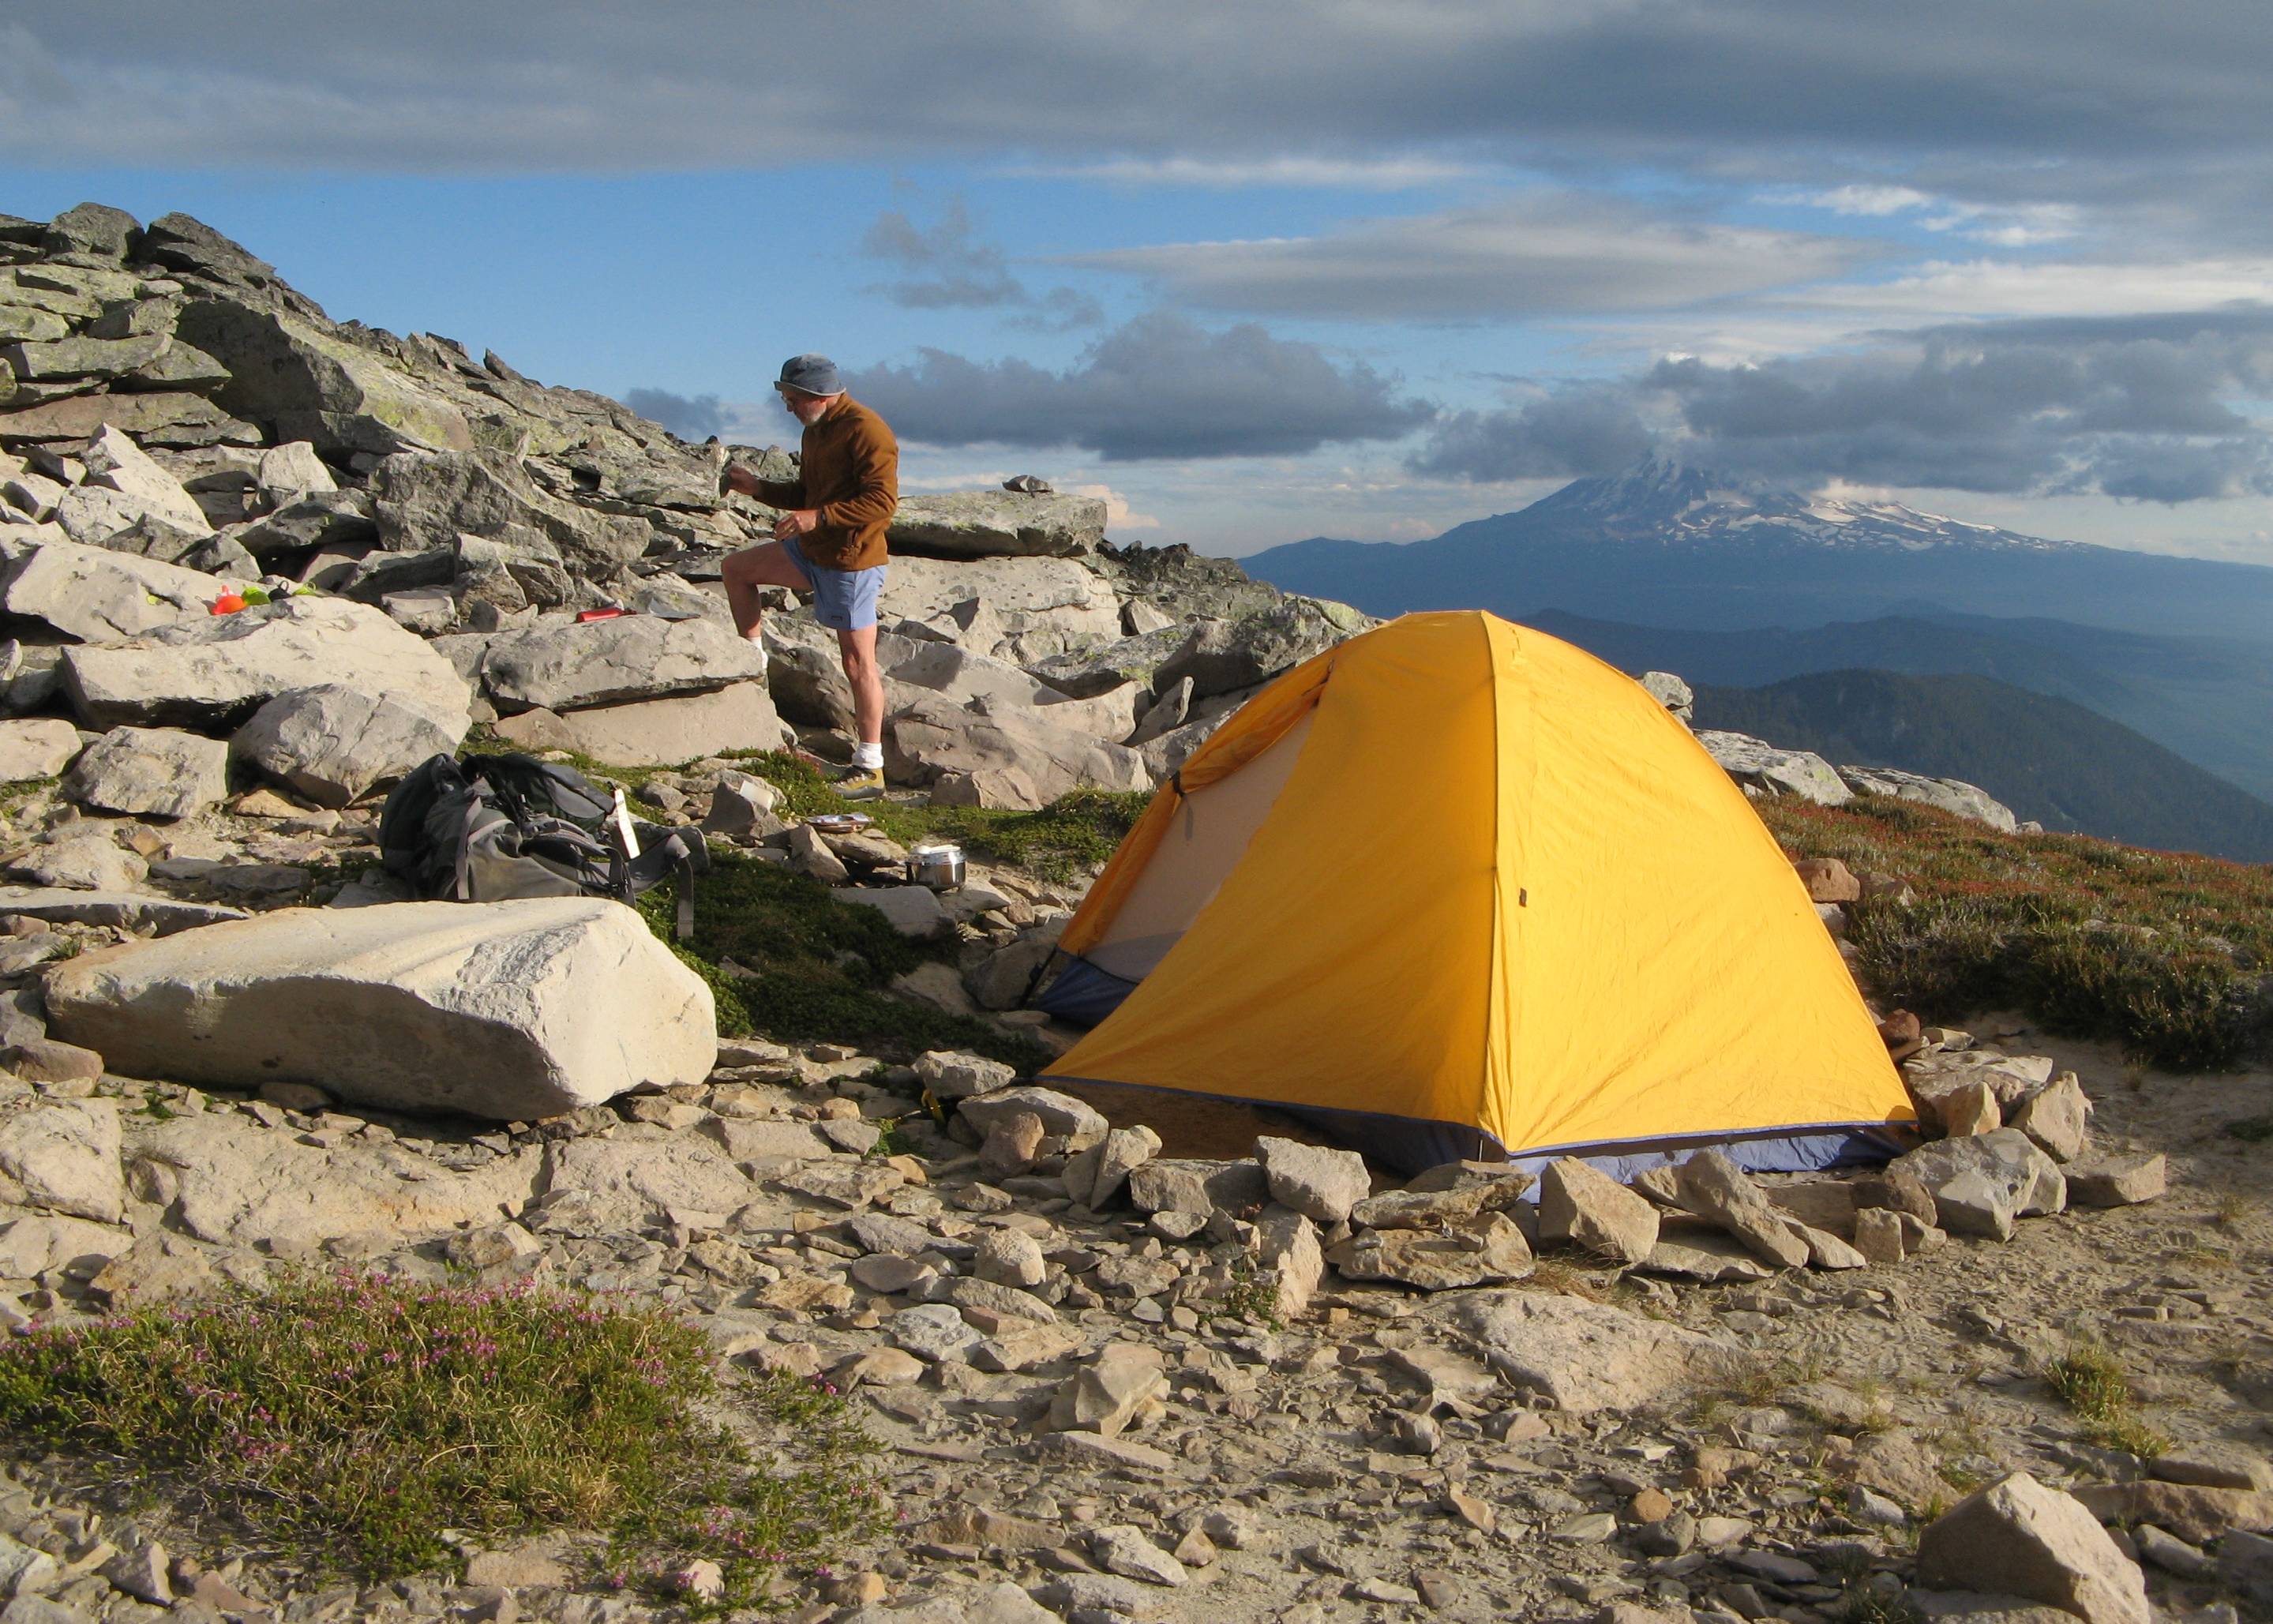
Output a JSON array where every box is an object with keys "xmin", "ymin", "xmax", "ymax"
[{"xmin": 7, "ymin": 4, "xmax": 2273, "ymax": 563}]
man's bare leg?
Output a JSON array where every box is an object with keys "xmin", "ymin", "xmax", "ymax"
[
  {"xmin": 838, "ymin": 624, "xmax": 884, "ymax": 748},
  {"xmin": 721, "ymin": 541, "xmax": 812, "ymax": 641}
]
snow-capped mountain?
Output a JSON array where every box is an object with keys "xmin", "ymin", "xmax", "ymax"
[
  {"xmin": 1523, "ymin": 457, "xmax": 2080, "ymax": 553},
  {"xmin": 1242, "ymin": 457, "xmax": 2273, "ymax": 645}
]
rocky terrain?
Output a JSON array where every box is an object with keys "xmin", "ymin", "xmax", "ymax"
[{"xmin": 0, "ymin": 204, "xmax": 2267, "ymax": 1624}]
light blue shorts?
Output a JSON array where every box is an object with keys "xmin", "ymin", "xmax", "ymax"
[{"xmin": 780, "ymin": 535, "xmax": 886, "ymax": 632}]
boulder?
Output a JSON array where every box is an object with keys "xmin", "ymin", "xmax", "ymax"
[
  {"xmin": 493, "ymin": 681, "xmax": 786, "ymax": 766},
  {"xmin": 0, "ymin": 391, "xmax": 261, "ymax": 449},
  {"xmin": 0, "ymin": 1100, "xmax": 125, "ymax": 1223},
  {"xmin": 1250, "ymin": 1206, "xmax": 1326, "ymax": 1318},
  {"xmin": 889, "ymin": 490, "xmax": 1107, "ymax": 559},
  {"xmin": 93, "ymin": 512, "xmax": 257, "ymax": 578},
  {"xmin": 1697, "ymin": 731, "xmax": 1852, "ymax": 805},
  {"xmin": 1327, "ymin": 1213, "xmax": 1533, "ymax": 1290},
  {"xmin": 1538, "ymin": 1157, "xmax": 1661, "ymax": 1264},
  {"xmin": 231, "ymin": 683, "xmax": 467, "ymax": 808},
  {"xmin": 876, "ymin": 556, "xmax": 1124, "ymax": 652},
  {"xmin": 1150, "ymin": 597, "xmax": 1372, "ymax": 702},
  {"xmin": 2010, "ymin": 1074, "xmax": 2091, "ymax": 1163},
  {"xmin": 1891, "ymin": 1129, "xmax": 2065, "ymax": 1241},
  {"xmin": 173, "ymin": 299, "xmax": 475, "ymax": 458},
  {"xmin": 0, "ymin": 886, "xmax": 245, "ymax": 935},
  {"xmin": 1640, "ymin": 671, "xmax": 1693, "ymax": 720},
  {"xmin": 1916, "ymin": 1473, "xmax": 2148, "ymax": 1624},
  {"xmin": 62, "ymin": 726, "xmax": 230, "ymax": 819},
  {"xmin": 1127, "ymin": 1157, "xmax": 1270, "ymax": 1221},
  {"xmin": 1026, "ymin": 622, "xmax": 1196, "ymax": 699},
  {"xmin": 888, "ymin": 639, "xmax": 1063, "ymax": 709},
  {"xmin": 1048, "ymin": 1342, "xmax": 1167, "ymax": 1437},
  {"xmin": 61, "ymin": 594, "xmax": 472, "ymax": 731},
  {"xmin": 838, "ymin": 885, "xmax": 951, "ymax": 940},
  {"xmin": 0, "ymin": 536, "xmax": 215, "ymax": 642},
  {"xmin": 1838, "ymin": 766, "xmax": 2020, "ymax": 832},
  {"xmin": 958, "ymin": 1086, "xmax": 1108, "ymax": 1150},
  {"xmin": 913, "ymin": 1050, "xmax": 1016, "ymax": 1101},
  {"xmin": 1675, "ymin": 1148, "xmax": 1811, "ymax": 1269},
  {"xmin": 369, "ymin": 449, "xmax": 648, "ymax": 579},
  {"xmin": 541, "ymin": 1135, "xmax": 756, "ymax": 1231},
  {"xmin": 1063, "ymin": 1124, "xmax": 1160, "ymax": 1210},
  {"xmin": 44, "ymin": 897, "xmax": 714, "ymax": 1120},
  {"xmin": 77, "ymin": 425, "xmax": 212, "ymax": 535},
  {"xmin": 2, "ymin": 830, "xmax": 148, "ymax": 893},
  {"xmin": 891, "ymin": 694, "xmax": 1150, "ymax": 810},
  {"xmin": 1452, "ymin": 1290, "xmax": 1742, "ymax": 1414},
  {"xmin": 255, "ymin": 441, "xmax": 336, "ymax": 502},
  {"xmin": 2065, "ymin": 1153, "xmax": 2165, "ymax": 1208},
  {"xmin": 478, "ymin": 614, "xmax": 767, "ymax": 714},
  {"xmin": 1255, "ymin": 1135, "xmax": 1371, "ymax": 1225},
  {"xmin": 0, "ymin": 718, "xmax": 82, "ymax": 781}
]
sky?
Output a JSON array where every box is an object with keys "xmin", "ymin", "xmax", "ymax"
[{"xmin": 6, "ymin": 3, "xmax": 2273, "ymax": 564}]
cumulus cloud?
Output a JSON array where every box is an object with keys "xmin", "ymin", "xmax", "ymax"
[
  {"xmin": 851, "ymin": 312, "xmax": 1431, "ymax": 461},
  {"xmin": 1066, "ymin": 197, "xmax": 1870, "ymax": 321},
  {"xmin": 621, "ymin": 387, "xmax": 729, "ymax": 441},
  {"xmin": 1412, "ymin": 305, "xmax": 2273, "ymax": 501}
]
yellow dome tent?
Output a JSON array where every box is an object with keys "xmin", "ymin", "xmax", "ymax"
[{"xmin": 1037, "ymin": 610, "xmax": 1914, "ymax": 1175}]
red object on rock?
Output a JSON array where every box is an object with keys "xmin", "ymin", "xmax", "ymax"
[
  {"xmin": 576, "ymin": 607, "xmax": 629, "ymax": 622},
  {"xmin": 210, "ymin": 592, "xmax": 246, "ymax": 615}
]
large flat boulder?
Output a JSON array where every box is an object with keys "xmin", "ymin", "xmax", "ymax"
[
  {"xmin": 44, "ymin": 898, "xmax": 714, "ymax": 1120},
  {"xmin": 491, "ymin": 680, "xmax": 787, "ymax": 766},
  {"xmin": 126, "ymin": 1110, "xmax": 541, "ymax": 1252},
  {"xmin": 60, "ymin": 594, "xmax": 472, "ymax": 731},
  {"xmin": 1918, "ymin": 1473, "xmax": 2149, "ymax": 1624},
  {"xmin": 231, "ymin": 683, "xmax": 467, "ymax": 807},
  {"xmin": 1450, "ymin": 1291, "xmax": 1742, "ymax": 1414},
  {"xmin": 0, "ymin": 391, "xmax": 261, "ymax": 449},
  {"xmin": 1838, "ymin": 766, "xmax": 2018, "ymax": 831},
  {"xmin": 62, "ymin": 726, "xmax": 230, "ymax": 819},
  {"xmin": 0, "ymin": 536, "xmax": 215, "ymax": 642},
  {"xmin": 884, "ymin": 556, "xmax": 1123, "ymax": 648},
  {"xmin": 889, "ymin": 491, "xmax": 1107, "ymax": 559},
  {"xmin": 478, "ymin": 613, "xmax": 767, "ymax": 714},
  {"xmin": 0, "ymin": 718, "xmax": 84, "ymax": 781},
  {"xmin": 77, "ymin": 425, "xmax": 212, "ymax": 536},
  {"xmin": 889, "ymin": 694, "xmax": 1150, "ymax": 810}
]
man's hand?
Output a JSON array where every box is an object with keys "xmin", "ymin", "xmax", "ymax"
[
  {"xmin": 720, "ymin": 464, "xmax": 760, "ymax": 498},
  {"xmin": 771, "ymin": 508, "xmax": 821, "ymax": 539}
]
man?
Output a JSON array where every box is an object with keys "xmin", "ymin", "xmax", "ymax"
[{"xmin": 720, "ymin": 354, "xmax": 898, "ymax": 801}]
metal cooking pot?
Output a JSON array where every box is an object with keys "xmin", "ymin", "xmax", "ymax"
[{"xmin": 907, "ymin": 843, "xmax": 966, "ymax": 891}]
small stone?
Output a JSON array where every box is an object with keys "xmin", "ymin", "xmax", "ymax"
[
  {"xmin": 674, "ymin": 1558, "xmax": 724, "ymax": 1600},
  {"xmin": 1792, "ymin": 857, "xmax": 1860, "ymax": 902},
  {"xmin": 850, "ymin": 1254, "xmax": 935, "ymax": 1294},
  {"xmin": 1630, "ymin": 1487, "xmax": 1675, "ymax": 1523},
  {"xmin": 2150, "ymin": 1445, "xmax": 2273, "ymax": 1493},
  {"xmin": 979, "ymin": 1110, "xmax": 1047, "ymax": 1180},
  {"xmin": 1553, "ymin": 1512, "xmax": 1618, "ymax": 1543},
  {"xmin": 1447, "ymin": 1488, "xmax": 1497, "ymax": 1533},
  {"xmin": 1852, "ymin": 1206, "xmax": 1906, "ymax": 1265},
  {"xmin": 2065, "ymin": 1153, "xmax": 2164, "ymax": 1208},
  {"xmin": 1049, "ymin": 1342, "xmax": 1166, "ymax": 1438},
  {"xmin": 2129, "ymin": 1524, "xmax": 2212, "ymax": 1580},
  {"xmin": 974, "ymin": 1227, "xmax": 1048, "ymax": 1288},
  {"xmin": 2012, "ymin": 1072, "xmax": 2091, "ymax": 1161},
  {"xmin": 1089, "ymin": 1525, "xmax": 1186, "ymax": 1587},
  {"xmin": 890, "ymin": 1302, "xmax": 982, "ymax": 1363},
  {"xmin": 914, "ymin": 1048, "xmax": 1016, "ymax": 1101}
]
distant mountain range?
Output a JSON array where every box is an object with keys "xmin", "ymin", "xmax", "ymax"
[
  {"xmin": 1247, "ymin": 458, "xmax": 2273, "ymax": 647},
  {"xmin": 1690, "ymin": 671, "xmax": 2273, "ymax": 864},
  {"xmin": 1518, "ymin": 606, "xmax": 2273, "ymax": 805}
]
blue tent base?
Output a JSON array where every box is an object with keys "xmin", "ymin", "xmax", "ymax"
[
  {"xmin": 1033, "ymin": 955, "xmax": 1137, "ymax": 1028},
  {"xmin": 1035, "ymin": 1068, "xmax": 1912, "ymax": 1180}
]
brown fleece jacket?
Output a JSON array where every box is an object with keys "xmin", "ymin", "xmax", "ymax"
[{"xmin": 754, "ymin": 395, "xmax": 898, "ymax": 571}]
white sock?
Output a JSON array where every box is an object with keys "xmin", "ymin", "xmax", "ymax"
[{"xmin": 852, "ymin": 741, "xmax": 883, "ymax": 771}]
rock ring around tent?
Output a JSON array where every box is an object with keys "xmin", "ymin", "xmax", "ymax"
[{"xmin": 1035, "ymin": 610, "xmax": 1915, "ymax": 1176}]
